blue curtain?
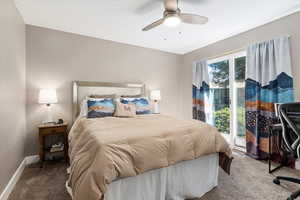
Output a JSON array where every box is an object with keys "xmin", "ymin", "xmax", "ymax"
[
  {"xmin": 245, "ymin": 36, "xmax": 294, "ymax": 159},
  {"xmin": 192, "ymin": 60, "xmax": 209, "ymax": 122}
]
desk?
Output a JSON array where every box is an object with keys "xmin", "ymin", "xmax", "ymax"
[{"xmin": 268, "ymin": 123, "xmax": 287, "ymax": 173}]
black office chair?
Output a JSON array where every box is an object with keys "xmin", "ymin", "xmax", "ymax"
[{"xmin": 273, "ymin": 103, "xmax": 300, "ymax": 200}]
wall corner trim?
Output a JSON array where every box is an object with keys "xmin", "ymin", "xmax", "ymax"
[{"xmin": 0, "ymin": 155, "xmax": 39, "ymax": 200}]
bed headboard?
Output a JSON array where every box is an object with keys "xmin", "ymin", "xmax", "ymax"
[{"xmin": 72, "ymin": 81, "xmax": 146, "ymax": 122}]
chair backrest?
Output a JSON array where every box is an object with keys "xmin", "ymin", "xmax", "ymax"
[{"xmin": 278, "ymin": 103, "xmax": 300, "ymax": 158}]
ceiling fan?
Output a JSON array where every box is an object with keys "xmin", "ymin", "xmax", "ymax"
[{"xmin": 142, "ymin": 0, "xmax": 208, "ymax": 31}]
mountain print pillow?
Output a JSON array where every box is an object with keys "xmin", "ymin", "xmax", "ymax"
[
  {"xmin": 87, "ymin": 98, "xmax": 115, "ymax": 118},
  {"xmin": 120, "ymin": 97, "xmax": 152, "ymax": 115}
]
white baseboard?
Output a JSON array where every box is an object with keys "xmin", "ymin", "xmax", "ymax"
[
  {"xmin": 0, "ymin": 159, "xmax": 26, "ymax": 200},
  {"xmin": 0, "ymin": 155, "xmax": 39, "ymax": 200},
  {"xmin": 26, "ymin": 155, "xmax": 40, "ymax": 165}
]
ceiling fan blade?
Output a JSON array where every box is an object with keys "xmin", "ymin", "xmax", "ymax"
[
  {"xmin": 163, "ymin": 0, "xmax": 178, "ymax": 11},
  {"xmin": 142, "ymin": 18, "xmax": 164, "ymax": 31},
  {"xmin": 180, "ymin": 13, "xmax": 208, "ymax": 24}
]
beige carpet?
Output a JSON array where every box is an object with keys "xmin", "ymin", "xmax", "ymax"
[{"xmin": 8, "ymin": 151, "xmax": 300, "ymax": 200}]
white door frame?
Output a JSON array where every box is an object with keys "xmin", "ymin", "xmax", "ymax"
[
  {"xmin": 207, "ymin": 51, "xmax": 246, "ymax": 148},
  {"xmin": 232, "ymin": 51, "xmax": 247, "ymax": 148}
]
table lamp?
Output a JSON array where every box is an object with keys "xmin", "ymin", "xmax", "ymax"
[
  {"xmin": 38, "ymin": 88, "xmax": 57, "ymax": 123},
  {"xmin": 150, "ymin": 90, "xmax": 161, "ymax": 114}
]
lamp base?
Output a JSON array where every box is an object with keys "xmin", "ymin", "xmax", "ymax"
[
  {"xmin": 42, "ymin": 104, "xmax": 56, "ymax": 124},
  {"xmin": 153, "ymin": 102, "xmax": 160, "ymax": 114}
]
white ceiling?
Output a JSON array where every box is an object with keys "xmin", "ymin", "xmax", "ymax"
[{"xmin": 15, "ymin": 0, "xmax": 300, "ymax": 54}]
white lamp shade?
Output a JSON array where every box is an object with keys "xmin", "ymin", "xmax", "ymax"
[
  {"xmin": 38, "ymin": 89, "xmax": 58, "ymax": 104},
  {"xmin": 150, "ymin": 90, "xmax": 161, "ymax": 101}
]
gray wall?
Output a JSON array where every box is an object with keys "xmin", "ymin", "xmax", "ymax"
[
  {"xmin": 0, "ymin": 0, "xmax": 26, "ymax": 194},
  {"xmin": 25, "ymin": 26, "xmax": 183, "ymax": 155},
  {"xmin": 180, "ymin": 11, "xmax": 300, "ymax": 120},
  {"xmin": 19, "ymin": 8, "xmax": 300, "ymax": 156}
]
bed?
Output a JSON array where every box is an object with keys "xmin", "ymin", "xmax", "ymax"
[{"xmin": 66, "ymin": 81, "xmax": 232, "ymax": 200}]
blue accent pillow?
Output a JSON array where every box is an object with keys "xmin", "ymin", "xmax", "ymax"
[
  {"xmin": 120, "ymin": 98, "xmax": 151, "ymax": 115},
  {"xmin": 87, "ymin": 98, "xmax": 115, "ymax": 118}
]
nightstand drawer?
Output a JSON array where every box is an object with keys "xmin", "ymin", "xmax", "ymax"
[{"xmin": 40, "ymin": 126, "xmax": 67, "ymax": 135}]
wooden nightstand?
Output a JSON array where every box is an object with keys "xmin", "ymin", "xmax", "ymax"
[{"xmin": 38, "ymin": 122, "xmax": 68, "ymax": 167}]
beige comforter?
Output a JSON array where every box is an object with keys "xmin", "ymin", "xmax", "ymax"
[{"xmin": 68, "ymin": 114, "xmax": 232, "ymax": 200}]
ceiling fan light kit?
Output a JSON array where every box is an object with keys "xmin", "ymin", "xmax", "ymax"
[
  {"xmin": 142, "ymin": 0, "xmax": 208, "ymax": 31},
  {"xmin": 164, "ymin": 14, "xmax": 181, "ymax": 27}
]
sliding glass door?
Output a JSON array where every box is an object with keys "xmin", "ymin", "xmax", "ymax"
[
  {"xmin": 233, "ymin": 56, "xmax": 246, "ymax": 147},
  {"xmin": 207, "ymin": 59, "xmax": 231, "ymax": 142},
  {"xmin": 207, "ymin": 52, "xmax": 246, "ymax": 148}
]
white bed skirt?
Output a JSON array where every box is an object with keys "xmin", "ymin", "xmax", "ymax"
[{"xmin": 67, "ymin": 153, "xmax": 218, "ymax": 200}]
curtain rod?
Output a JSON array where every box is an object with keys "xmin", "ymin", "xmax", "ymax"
[
  {"xmin": 204, "ymin": 35, "xmax": 291, "ymax": 61},
  {"xmin": 206, "ymin": 47, "xmax": 245, "ymax": 60}
]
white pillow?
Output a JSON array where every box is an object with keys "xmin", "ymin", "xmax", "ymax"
[
  {"xmin": 79, "ymin": 98, "xmax": 88, "ymax": 117},
  {"xmin": 114, "ymin": 102, "xmax": 136, "ymax": 117}
]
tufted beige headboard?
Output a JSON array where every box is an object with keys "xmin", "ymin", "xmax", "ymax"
[{"xmin": 72, "ymin": 81, "xmax": 146, "ymax": 122}]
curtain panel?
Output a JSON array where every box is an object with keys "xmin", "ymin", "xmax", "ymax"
[
  {"xmin": 192, "ymin": 60, "xmax": 209, "ymax": 122},
  {"xmin": 245, "ymin": 36, "xmax": 294, "ymax": 159}
]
